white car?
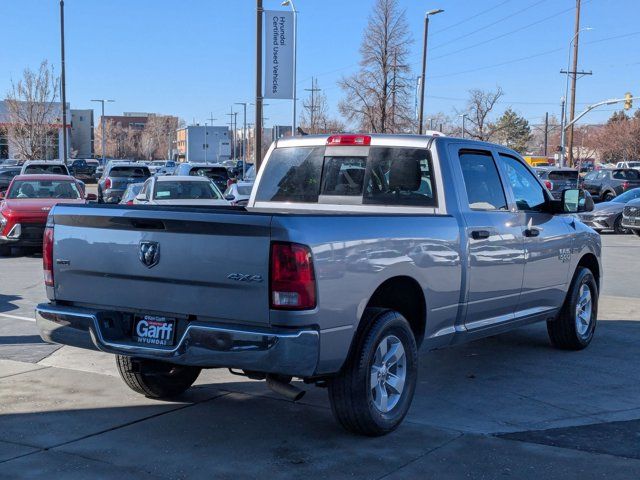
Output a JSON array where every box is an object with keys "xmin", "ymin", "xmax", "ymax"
[
  {"xmin": 223, "ymin": 181, "xmax": 254, "ymax": 206},
  {"xmin": 616, "ymin": 161, "xmax": 640, "ymax": 171},
  {"xmin": 20, "ymin": 160, "xmax": 70, "ymax": 176},
  {"xmin": 133, "ymin": 175, "xmax": 230, "ymax": 206}
]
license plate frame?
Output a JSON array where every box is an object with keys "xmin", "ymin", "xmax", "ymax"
[{"xmin": 132, "ymin": 315, "xmax": 177, "ymax": 347}]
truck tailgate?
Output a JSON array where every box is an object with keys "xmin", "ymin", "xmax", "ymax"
[{"xmin": 50, "ymin": 205, "xmax": 272, "ymax": 326}]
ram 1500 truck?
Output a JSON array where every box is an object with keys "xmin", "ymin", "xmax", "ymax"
[{"xmin": 36, "ymin": 134, "xmax": 601, "ymax": 436}]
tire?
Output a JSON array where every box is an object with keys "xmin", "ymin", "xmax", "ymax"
[
  {"xmin": 328, "ymin": 309, "xmax": 418, "ymax": 436},
  {"xmin": 0, "ymin": 246, "xmax": 10, "ymax": 256},
  {"xmin": 603, "ymin": 191, "xmax": 616, "ymax": 202},
  {"xmin": 115, "ymin": 355, "xmax": 201, "ymax": 399},
  {"xmin": 97, "ymin": 187, "xmax": 104, "ymax": 204},
  {"xmin": 634, "ymin": 230, "xmax": 640, "ymax": 238},
  {"xmin": 613, "ymin": 215, "xmax": 630, "ymax": 235},
  {"xmin": 547, "ymin": 267, "xmax": 598, "ymax": 350}
]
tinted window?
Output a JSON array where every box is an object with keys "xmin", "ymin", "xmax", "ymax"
[
  {"xmin": 548, "ymin": 170, "xmax": 578, "ymax": 181},
  {"xmin": 584, "ymin": 172, "xmax": 598, "ymax": 181},
  {"xmin": 110, "ymin": 166, "xmax": 150, "ymax": 178},
  {"xmin": 24, "ymin": 164, "xmax": 68, "ymax": 175},
  {"xmin": 255, "ymin": 146, "xmax": 324, "ymax": 202},
  {"xmin": 237, "ymin": 185, "xmax": 253, "ymax": 196},
  {"xmin": 363, "ymin": 147, "xmax": 436, "ymax": 207},
  {"xmin": 321, "ymin": 157, "xmax": 366, "ymax": 197},
  {"xmin": 612, "ymin": 169, "xmax": 640, "ymax": 180},
  {"xmin": 190, "ymin": 167, "xmax": 229, "ymax": 180},
  {"xmin": 458, "ymin": 151, "xmax": 507, "ymax": 211},
  {"xmin": 500, "ymin": 154, "xmax": 547, "ymax": 211}
]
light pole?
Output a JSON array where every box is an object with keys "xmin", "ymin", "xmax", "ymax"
[
  {"xmin": 59, "ymin": 0, "xmax": 68, "ymax": 163},
  {"xmin": 459, "ymin": 113, "xmax": 468, "ymax": 139},
  {"xmin": 418, "ymin": 8, "xmax": 444, "ymax": 135},
  {"xmin": 281, "ymin": 0, "xmax": 298, "ymax": 135},
  {"xmin": 91, "ymin": 99, "xmax": 115, "ymax": 165},
  {"xmin": 235, "ymin": 102, "xmax": 248, "ymax": 177},
  {"xmin": 255, "ymin": 0, "xmax": 264, "ymax": 168},
  {"xmin": 561, "ymin": 26, "xmax": 592, "ymax": 166}
]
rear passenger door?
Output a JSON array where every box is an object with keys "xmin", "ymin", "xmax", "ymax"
[
  {"xmin": 497, "ymin": 153, "xmax": 572, "ymax": 316},
  {"xmin": 451, "ymin": 146, "xmax": 525, "ymax": 329}
]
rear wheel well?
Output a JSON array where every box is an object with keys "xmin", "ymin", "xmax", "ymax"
[
  {"xmin": 577, "ymin": 253, "xmax": 600, "ymax": 290},
  {"xmin": 364, "ymin": 276, "xmax": 426, "ymax": 347}
]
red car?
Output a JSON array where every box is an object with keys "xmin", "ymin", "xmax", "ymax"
[{"xmin": 0, "ymin": 174, "xmax": 96, "ymax": 255}]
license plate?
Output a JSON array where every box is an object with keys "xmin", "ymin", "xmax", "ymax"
[{"xmin": 132, "ymin": 315, "xmax": 176, "ymax": 346}]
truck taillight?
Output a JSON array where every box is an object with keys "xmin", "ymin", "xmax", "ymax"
[
  {"xmin": 104, "ymin": 177, "xmax": 112, "ymax": 189},
  {"xmin": 544, "ymin": 180, "xmax": 553, "ymax": 190},
  {"xmin": 270, "ymin": 242, "xmax": 316, "ymax": 310},
  {"xmin": 43, "ymin": 225, "xmax": 54, "ymax": 287},
  {"xmin": 622, "ymin": 181, "xmax": 630, "ymax": 190}
]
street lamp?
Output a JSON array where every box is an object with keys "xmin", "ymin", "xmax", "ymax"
[
  {"xmin": 281, "ymin": 0, "xmax": 298, "ymax": 135},
  {"xmin": 459, "ymin": 113, "xmax": 468, "ymax": 139},
  {"xmin": 417, "ymin": 9, "xmax": 444, "ymax": 135},
  {"xmin": 235, "ymin": 102, "xmax": 248, "ymax": 177},
  {"xmin": 91, "ymin": 99, "xmax": 115, "ymax": 165},
  {"xmin": 560, "ymin": 26, "xmax": 593, "ymax": 167}
]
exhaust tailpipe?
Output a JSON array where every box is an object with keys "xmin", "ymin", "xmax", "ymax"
[{"xmin": 266, "ymin": 375, "xmax": 306, "ymax": 402}]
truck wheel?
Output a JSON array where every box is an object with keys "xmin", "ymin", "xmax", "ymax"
[
  {"xmin": 603, "ymin": 192, "xmax": 615, "ymax": 202},
  {"xmin": 547, "ymin": 267, "xmax": 598, "ymax": 350},
  {"xmin": 328, "ymin": 309, "xmax": 418, "ymax": 436},
  {"xmin": 115, "ymin": 355, "xmax": 201, "ymax": 399},
  {"xmin": 613, "ymin": 215, "xmax": 630, "ymax": 234}
]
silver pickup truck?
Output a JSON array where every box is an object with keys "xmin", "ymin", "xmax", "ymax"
[{"xmin": 36, "ymin": 134, "xmax": 601, "ymax": 436}]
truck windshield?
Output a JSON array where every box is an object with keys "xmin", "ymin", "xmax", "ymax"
[
  {"xmin": 24, "ymin": 164, "xmax": 68, "ymax": 175},
  {"xmin": 255, "ymin": 146, "xmax": 436, "ymax": 207}
]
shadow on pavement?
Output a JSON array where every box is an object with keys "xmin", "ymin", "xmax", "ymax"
[
  {"xmin": 0, "ymin": 294, "xmax": 22, "ymax": 314},
  {"xmin": 0, "ymin": 334, "xmax": 46, "ymax": 345}
]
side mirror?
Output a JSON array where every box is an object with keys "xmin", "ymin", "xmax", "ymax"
[
  {"xmin": 86, "ymin": 193, "xmax": 98, "ymax": 201},
  {"xmin": 562, "ymin": 189, "xmax": 594, "ymax": 213},
  {"xmin": 135, "ymin": 193, "xmax": 147, "ymax": 202}
]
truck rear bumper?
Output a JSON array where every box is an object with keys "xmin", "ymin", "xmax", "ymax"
[{"xmin": 36, "ymin": 303, "xmax": 320, "ymax": 377}]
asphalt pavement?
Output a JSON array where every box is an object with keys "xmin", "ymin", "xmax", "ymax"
[{"xmin": 0, "ymin": 234, "xmax": 639, "ymax": 479}]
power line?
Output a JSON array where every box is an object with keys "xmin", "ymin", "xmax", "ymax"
[{"xmin": 431, "ymin": 0, "xmax": 513, "ymax": 35}]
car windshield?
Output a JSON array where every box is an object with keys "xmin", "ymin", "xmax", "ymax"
[
  {"xmin": 24, "ymin": 164, "xmax": 68, "ymax": 175},
  {"xmin": 109, "ymin": 166, "xmax": 151, "ymax": 178},
  {"xmin": 612, "ymin": 188, "xmax": 640, "ymax": 203},
  {"xmin": 548, "ymin": 170, "xmax": 578, "ymax": 181},
  {"xmin": 8, "ymin": 180, "xmax": 81, "ymax": 199},
  {"xmin": 154, "ymin": 181, "xmax": 221, "ymax": 200}
]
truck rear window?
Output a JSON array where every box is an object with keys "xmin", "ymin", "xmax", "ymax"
[
  {"xmin": 110, "ymin": 166, "xmax": 150, "ymax": 178},
  {"xmin": 255, "ymin": 146, "xmax": 436, "ymax": 207},
  {"xmin": 613, "ymin": 169, "xmax": 640, "ymax": 180}
]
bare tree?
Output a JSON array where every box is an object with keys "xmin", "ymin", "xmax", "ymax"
[
  {"xmin": 339, "ymin": 0, "xmax": 413, "ymax": 133},
  {"xmin": 459, "ymin": 87, "xmax": 504, "ymax": 141},
  {"xmin": 4, "ymin": 60, "xmax": 61, "ymax": 160}
]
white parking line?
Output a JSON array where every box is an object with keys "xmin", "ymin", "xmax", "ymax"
[{"xmin": 0, "ymin": 312, "xmax": 35, "ymax": 322}]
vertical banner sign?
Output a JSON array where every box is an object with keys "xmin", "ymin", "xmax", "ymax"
[{"xmin": 264, "ymin": 10, "xmax": 294, "ymax": 99}]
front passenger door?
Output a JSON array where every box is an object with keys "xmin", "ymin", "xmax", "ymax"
[{"xmin": 497, "ymin": 154, "xmax": 573, "ymax": 316}]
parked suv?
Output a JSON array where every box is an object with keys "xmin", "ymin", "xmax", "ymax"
[
  {"xmin": 534, "ymin": 167, "xmax": 579, "ymax": 200},
  {"xmin": 581, "ymin": 168, "xmax": 640, "ymax": 202},
  {"xmin": 97, "ymin": 162, "xmax": 151, "ymax": 203}
]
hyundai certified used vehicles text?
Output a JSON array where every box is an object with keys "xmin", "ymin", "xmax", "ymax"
[
  {"xmin": 36, "ymin": 134, "xmax": 601, "ymax": 436},
  {"xmin": 0, "ymin": 174, "xmax": 94, "ymax": 255}
]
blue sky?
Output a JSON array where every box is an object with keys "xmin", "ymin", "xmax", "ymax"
[{"xmin": 1, "ymin": 0, "xmax": 639, "ymax": 130}]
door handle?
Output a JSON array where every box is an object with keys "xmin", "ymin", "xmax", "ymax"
[
  {"xmin": 471, "ymin": 230, "xmax": 491, "ymax": 240},
  {"xmin": 524, "ymin": 227, "xmax": 541, "ymax": 237}
]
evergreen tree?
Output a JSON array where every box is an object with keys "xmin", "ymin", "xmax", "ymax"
[{"xmin": 493, "ymin": 108, "xmax": 532, "ymax": 153}]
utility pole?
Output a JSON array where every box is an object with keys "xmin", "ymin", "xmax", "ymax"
[
  {"xmin": 91, "ymin": 99, "xmax": 114, "ymax": 165},
  {"xmin": 543, "ymin": 112, "xmax": 549, "ymax": 157},
  {"xmin": 233, "ymin": 112, "xmax": 238, "ymax": 160},
  {"xmin": 227, "ymin": 107, "xmax": 235, "ymax": 161},
  {"xmin": 255, "ymin": 0, "xmax": 264, "ymax": 168},
  {"xmin": 418, "ymin": 9, "xmax": 444, "ymax": 135},
  {"xmin": 235, "ymin": 103, "xmax": 248, "ymax": 176},
  {"xmin": 304, "ymin": 77, "xmax": 321, "ymax": 133},
  {"xmin": 59, "ymin": 0, "xmax": 68, "ymax": 163},
  {"xmin": 460, "ymin": 114, "xmax": 468, "ymax": 139},
  {"xmin": 566, "ymin": 0, "xmax": 582, "ymax": 167}
]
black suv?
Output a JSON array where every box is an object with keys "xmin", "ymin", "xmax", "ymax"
[{"xmin": 581, "ymin": 169, "xmax": 640, "ymax": 202}]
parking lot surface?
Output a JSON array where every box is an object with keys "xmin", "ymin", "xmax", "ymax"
[{"xmin": 1, "ymin": 235, "xmax": 639, "ymax": 479}]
